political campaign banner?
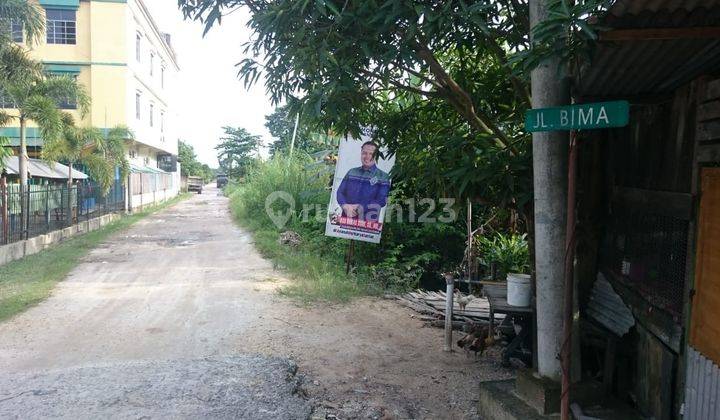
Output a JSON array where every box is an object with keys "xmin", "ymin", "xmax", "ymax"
[{"xmin": 324, "ymin": 134, "xmax": 395, "ymax": 244}]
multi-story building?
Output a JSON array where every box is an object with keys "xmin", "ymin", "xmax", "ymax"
[{"xmin": 1, "ymin": 0, "xmax": 182, "ymax": 208}]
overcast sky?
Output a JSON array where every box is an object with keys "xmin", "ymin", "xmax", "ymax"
[{"xmin": 144, "ymin": 1, "xmax": 274, "ymax": 166}]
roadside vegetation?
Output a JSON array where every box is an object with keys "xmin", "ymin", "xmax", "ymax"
[
  {"xmin": 0, "ymin": 194, "xmax": 190, "ymax": 322},
  {"xmin": 186, "ymin": 0, "xmax": 603, "ymax": 301},
  {"xmin": 179, "ymin": 141, "xmax": 215, "ymax": 183},
  {"xmin": 227, "ymin": 155, "xmax": 370, "ymax": 302}
]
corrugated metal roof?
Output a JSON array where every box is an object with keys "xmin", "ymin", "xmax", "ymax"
[
  {"xmin": 577, "ymin": 1, "xmax": 720, "ymax": 97},
  {"xmin": 2, "ymin": 156, "xmax": 89, "ymax": 180},
  {"xmin": 684, "ymin": 346, "xmax": 720, "ymax": 419},
  {"xmin": 610, "ymin": 0, "xmax": 720, "ymax": 17},
  {"xmin": 587, "ymin": 273, "xmax": 635, "ymax": 337}
]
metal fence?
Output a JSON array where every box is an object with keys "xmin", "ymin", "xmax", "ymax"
[{"xmin": 0, "ymin": 180, "xmax": 125, "ymax": 245}]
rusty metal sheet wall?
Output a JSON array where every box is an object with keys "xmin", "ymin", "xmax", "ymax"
[{"xmin": 684, "ymin": 346, "xmax": 720, "ymax": 419}]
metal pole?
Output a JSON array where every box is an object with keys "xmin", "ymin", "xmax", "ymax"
[
  {"xmin": 25, "ymin": 185, "xmax": 30, "ymax": 239},
  {"xmin": 444, "ymin": 273, "xmax": 455, "ymax": 352},
  {"xmin": 289, "ymin": 111, "xmax": 300, "ymax": 156},
  {"xmin": 1, "ymin": 176, "xmax": 7, "ymax": 244},
  {"xmin": 45, "ymin": 184, "xmax": 50, "ymax": 232},
  {"xmin": 530, "ymin": 0, "xmax": 570, "ymax": 382},
  {"xmin": 466, "ymin": 198, "xmax": 472, "ymax": 282},
  {"xmin": 561, "ymin": 132, "xmax": 578, "ymax": 420}
]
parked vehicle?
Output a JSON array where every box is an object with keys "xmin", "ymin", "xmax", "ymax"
[
  {"xmin": 216, "ymin": 174, "xmax": 228, "ymax": 188},
  {"xmin": 187, "ymin": 176, "xmax": 203, "ymax": 194}
]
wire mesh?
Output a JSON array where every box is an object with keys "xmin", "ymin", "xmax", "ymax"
[{"xmin": 600, "ymin": 209, "xmax": 689, "ymax": 317}]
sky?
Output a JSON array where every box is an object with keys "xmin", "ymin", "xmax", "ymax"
[{"xmin": 143, "ymin": 1, "xmax": 274, "ymax": 166}]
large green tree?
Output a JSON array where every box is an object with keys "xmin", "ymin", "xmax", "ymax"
[
  {"xmin": 178, "ymin": 0, "xmax": 533, "ymax": 215},
  {"xmin": 179, "ymin": 0, "xmax": 608, "ymax": 222},
  {"xmin": 215, "ymin": 126, "xmax": 260, "ymax": 179},
  {"xmin": 178, "ymin": 140, "xmax": 215, "ymax": 183},
  {"xmin": 178, "ymin": 140, "xmax": 201, "ymax": 177},
  {"xmin": 179, "ymin": 1, "xmax": 530, "ymax": 149},
  {"xmin": 265, "ymin": 105, "xmax": 307, "ymax": 157}
]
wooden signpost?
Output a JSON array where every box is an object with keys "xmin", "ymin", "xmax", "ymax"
[{"xmin": 525, "ymin": 101, "xmax": 629, "ymax": 420}]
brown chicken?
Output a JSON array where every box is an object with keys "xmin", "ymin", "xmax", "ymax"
[{"xmin": 457, "ymin": 323, "xmax": 497, "ymax": 359}]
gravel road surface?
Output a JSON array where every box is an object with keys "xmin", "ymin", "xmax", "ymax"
[
  {"xmin": 0, "ymin": 186, "xmax": 514, "ymax": 419},
  {"xmin": 0, "ymin": 187, "xmax": 311, "ymax": 419}
]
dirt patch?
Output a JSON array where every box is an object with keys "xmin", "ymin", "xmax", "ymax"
[{"xmin": 238, "ymin": 294, "xmax": 516, "ymax": 419}]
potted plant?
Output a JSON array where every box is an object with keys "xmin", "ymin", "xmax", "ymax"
[{"xmin": 479, "ymin": 233, "xmax": 531, "ymax": 306}]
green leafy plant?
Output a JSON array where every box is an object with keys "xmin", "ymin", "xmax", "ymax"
[
  {"xmin": 478, "ymin": 232, "xmax": 530, "ymax": 280},
  {"xmin": 512, "ymin": 0, "xmax": 612, "ymax": 76}
]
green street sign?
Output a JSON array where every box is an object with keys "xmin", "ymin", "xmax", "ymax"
[{"xmin": 525, "ymin": 101, "xmax": 630, "ymax": 132}]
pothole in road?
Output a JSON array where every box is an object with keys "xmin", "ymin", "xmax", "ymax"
[{"xmin": 121, "ymin": 232, "xmax": 216, "ymax": 248}]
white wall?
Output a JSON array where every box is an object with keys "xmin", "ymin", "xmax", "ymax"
[{"xmin": 126, "ymin": 0, "xmax": 180, "ymax": 158}]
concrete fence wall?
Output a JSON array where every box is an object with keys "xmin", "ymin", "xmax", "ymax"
[
  {"xmin": 0, "ymin": 213, "xmax": 120, "ymax": 267},
  {"xmin": 129, "ymin": 188, "xmax": 178, "ymax": 211}
]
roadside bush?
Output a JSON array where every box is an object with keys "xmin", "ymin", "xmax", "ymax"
[{"xmin": 228, "ymin": 154, "xmax": 472, "ymax": 301}]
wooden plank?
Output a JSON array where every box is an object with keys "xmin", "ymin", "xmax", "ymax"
[
  {"xmin": 698, "ymin": 101, "xmax": 720, "ymax": 122},
  {"xmin": 599, "ymin": 27, "xmax": 720, "ymax": 42},
  {"xmin": 612, "ymin": 186, "xmax": 693, "ymax": 220},
  {"xmin": 690, "ymin": 168, "xmax": 720, "ymax": 365},
  {"xmin": 705, "ymin": 79, "xmax": 720, "ymax": 102},
  {"xmin": 697, "ymin": 144, "xmax": 720, "ymax": 163},
  {"xmin": 698, "ymin": 120, "xmax": 720, "ymax": 142}
]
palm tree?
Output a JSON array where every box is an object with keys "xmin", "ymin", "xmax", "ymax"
[
  {"xmin": 0, "ymin": 0, "xmax": 45, "ymax": 171},
  {"xmin": 0, "ymin": 111, "xmax": 10, "ymax": 171},
  {"xmin": 0, "ymin": 0, "xmax": 45, "ymax": 47},
  {"xmin": 43, "ymin": 115, "xmax": 131, "ymax": 194},
  {"xmin": 0, "ymin": 71, "xmax": 90, "ymax": 186}
]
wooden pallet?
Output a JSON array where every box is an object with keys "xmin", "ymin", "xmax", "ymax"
[{"xmin": 395, "ymin": 289, "xmax": 505, "ymax": 324}]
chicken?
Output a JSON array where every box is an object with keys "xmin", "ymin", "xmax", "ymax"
[
  {"xmin": 454, "ymin": 291, "xmax": 476, "ymax": 312},
  {"xmin": 457, "ymin": 322, "xmax": 498, "ymax": 359}
]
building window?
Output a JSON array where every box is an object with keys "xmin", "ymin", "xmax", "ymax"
[
  {"xmin": 136, "ymin": 33, "xmax": 142, "ymax": 62},
  {"xmin": 135, "ymin": 92, "xmax": 141, "ymax": 119},
  {"xmin": 0, "ymin": 87, "xmax": 16, "ymax": 109},
  {"xmin": 53, "ymin": 74, "xmax": 78, "ymax": 109},
  {"xmin": 46, "ymin": 9, "xmax": 76, "ymax": 45},
  {"xmin": 149, "ymin": 103, "xmax": 154, "ymax": 127},
  {"xmin": 160, "ymin": 111, "xmax": 165, "ymax": 133},
  {"xmin": 11, "ymin": 20, "xmax": 23, "ymax": 43}
]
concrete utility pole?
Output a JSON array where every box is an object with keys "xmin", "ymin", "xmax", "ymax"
[{"xmin": 529, "ymin": 0, "xmax": 570, "ymax": 381}]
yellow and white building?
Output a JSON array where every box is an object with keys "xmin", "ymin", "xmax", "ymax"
[{"xmin": 1, "ymin": 0, "xmax": 182, "ymax": 209}]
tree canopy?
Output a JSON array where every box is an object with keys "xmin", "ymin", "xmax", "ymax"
[
  {"xmin": 179, "ymin": 0, "xmax": 610, "ymax": 225},
  {"xmin": 179, "ymin": 140, "xmax": 215, "ymax": 182},
  {"xmin": 179, "ymin": 0, "xmax": 533, "ymax": 213},
  {"xmin": 179, "ymin": 1, "xmax": 530, "ymax": 148},
  {"xmin": 215, "ymin": 127, "xmax": 260, "ymax": 179}
]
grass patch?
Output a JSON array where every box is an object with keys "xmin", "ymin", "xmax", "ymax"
[
  {"xmin": 225, "ymin": 159, "xmax": 373, "ymax": 304},
  {"xmin": 241, "ymin": 219, "xmax": 370, "ymax": 303},
  {"xmin": 0, "ymin": 194, "xmax": 191, "ymax": 322}
]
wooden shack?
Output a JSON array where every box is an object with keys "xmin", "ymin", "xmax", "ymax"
[{"xmin": 570, "ymin": 1, "xmax": 720, "ymax": 419}]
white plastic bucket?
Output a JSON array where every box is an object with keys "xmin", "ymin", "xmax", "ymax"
[{"xmin": 507, "ymin": 273, "xmax": 532, "ymax": 307}]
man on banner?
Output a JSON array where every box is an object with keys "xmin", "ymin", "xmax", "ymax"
[{"xmin": 336, "ymin": 141, "xmax": 390, "ymax": 223}]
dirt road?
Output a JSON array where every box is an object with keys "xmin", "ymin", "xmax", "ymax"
[{"xmin": 0, "ymin": 186, "xmax": 514, "ymax": 419}]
